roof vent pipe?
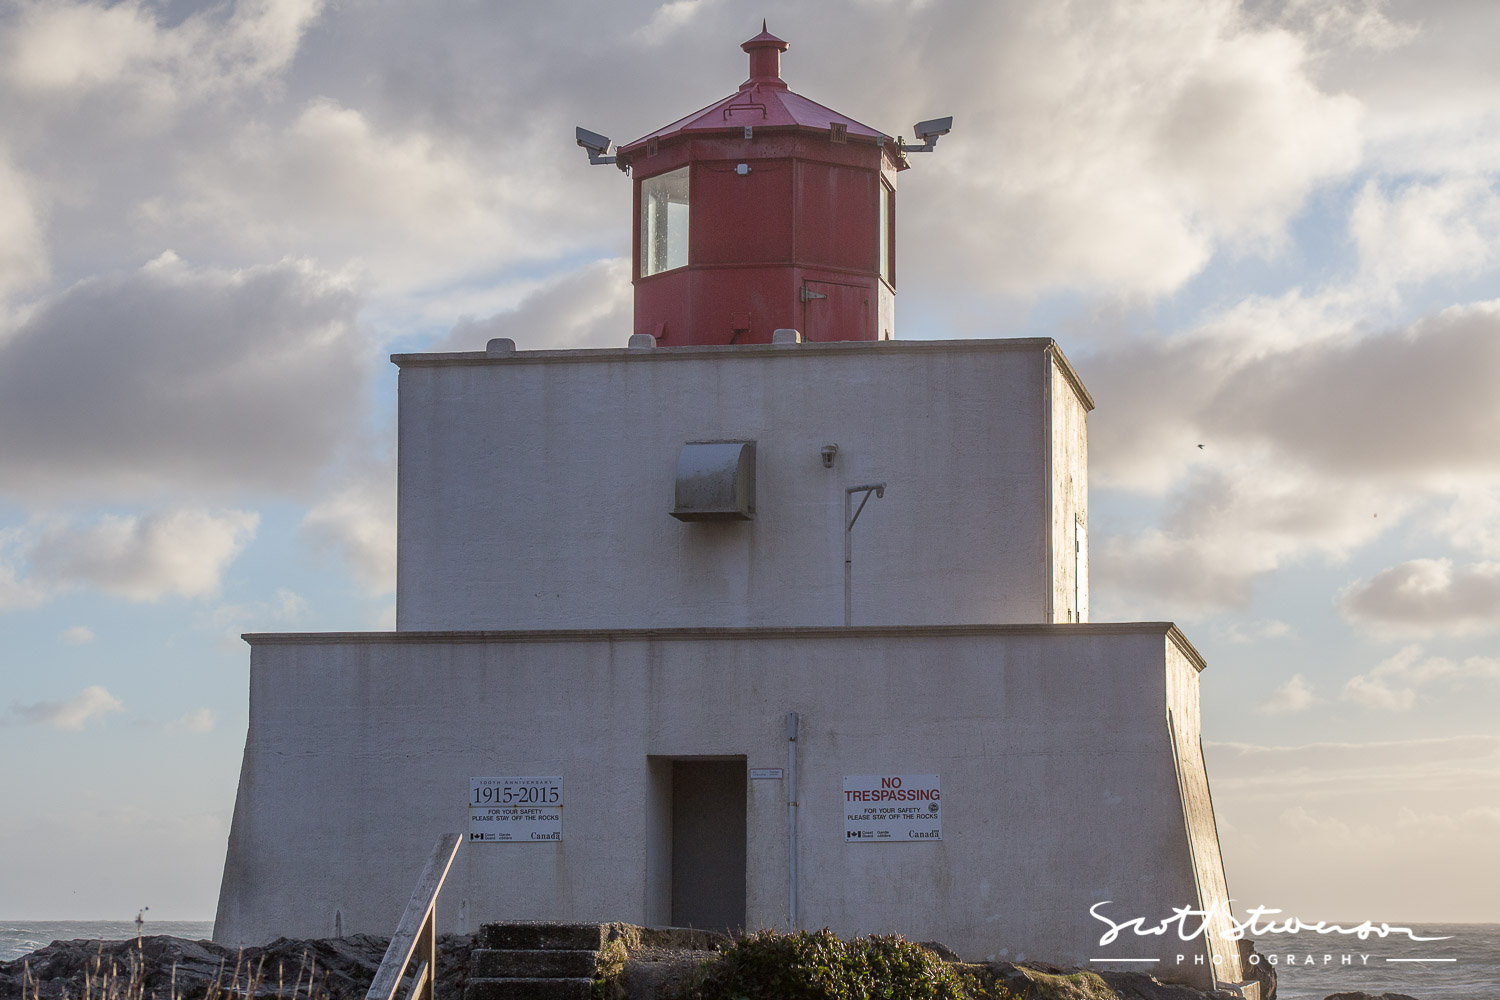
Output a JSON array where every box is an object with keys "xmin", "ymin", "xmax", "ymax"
[{"xmin": 740, "ymin": 22, "xmax": 789, "ymax": 89}]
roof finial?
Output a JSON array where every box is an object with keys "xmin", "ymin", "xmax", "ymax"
[{"xmin": 741, "ymin": 22, "xmax": 789, "ymax": 88}]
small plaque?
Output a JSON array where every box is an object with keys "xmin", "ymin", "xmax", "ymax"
[
  {"xmin": 749, "ymin": 768, "xmax": 784, "ymax": 780},
  {"xmin": 469, "ymin": 776, "xmax": 562, "ymax": 843}
]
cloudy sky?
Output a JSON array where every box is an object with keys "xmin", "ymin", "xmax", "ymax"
[{"xmin": 2, "ymin": 0, "xmax": 1498, "ymax": 926}]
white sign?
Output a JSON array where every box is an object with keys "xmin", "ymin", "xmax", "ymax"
[
  {"xmin": 749, "ymin": 768, "xmax": 784, "ymax": 780},
  {"xmin": 469, "ymin": 776, "xmax": 562, "ymax": 843},
  {"xmin": 843, "ymin": 774, "xmax": 941, "ymax": 842}
]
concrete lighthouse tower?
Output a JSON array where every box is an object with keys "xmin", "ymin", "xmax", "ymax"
[
  {"xmin": 217, "ymin": 24, "xmax": 1256, "ymax": 997},
  {"xmin": 605, "ymin": 26, "xmax": 945, "ymax": 345}
]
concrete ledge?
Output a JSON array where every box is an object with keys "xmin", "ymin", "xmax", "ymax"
[
  {"xmin": 478, "ymin": 923, "xmax": 608, "ymax": 951},
  {"xmin": 470, "ymin": 950, "xmax": 599, "ymax": 978},
  {"xmin": 464, "ymin": 979, "xmax": 592, "ymax": 1000},
  {"xmin": 390, "ymin": 337, "xmax": 1094, "ymax": 410},
  {"xmin": 241, "ymin": 622, "xmax": 1206, "ymax": 671}
]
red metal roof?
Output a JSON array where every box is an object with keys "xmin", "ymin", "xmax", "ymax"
[{"xmin": 619, "ymin": 27, "xmax": 889, "ymax": 153}]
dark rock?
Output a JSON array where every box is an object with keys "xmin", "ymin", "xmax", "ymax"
[
  {"xmin": 0, "ymin": 933, "xmax": 475, "ymax": 1000},
  {"xmin": 1238, "ymin": 938, "xmax": 1276, "ymax": 1000},
  {"xmin": 918, "ymin": 940, "xmax": 963, "ymax": 962},
  {"xmin": 1096, "ymin": 969, "xmax": 1221, "ymax": 998}
]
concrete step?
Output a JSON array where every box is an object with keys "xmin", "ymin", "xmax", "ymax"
[
  {"xmin": 478, "ymin": 922, "xmax": 607, "ymax": 952},
  {"xmin": 470, "ymin": 948, "xmax": 599, "ymax": 979},
  {"xmin": 464, "ymin": 978, "xmax": 594, "ymax": 1000}
]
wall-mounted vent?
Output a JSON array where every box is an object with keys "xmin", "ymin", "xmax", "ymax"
[{"xmin": 671, "ymin": 441, "xmax": 756, "ymax": 521}]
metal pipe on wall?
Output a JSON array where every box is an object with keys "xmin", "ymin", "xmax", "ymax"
[
  {"xmin": 786, "ymin": 711, "xmax": 800, "ymax": 931},
  {"xmin": 843, "ymin": 484, "xmax": 886, "ymax": 626}
]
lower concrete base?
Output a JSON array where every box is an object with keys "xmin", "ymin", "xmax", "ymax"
[{"xmin": 216, "ymin": 624, "xmax": 1244, "ymax": 990}]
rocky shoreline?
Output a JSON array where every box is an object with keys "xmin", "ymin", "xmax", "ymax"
[{"xmin": 0, "ymin": 933, "xmax": 1424, "ymax": 1000}]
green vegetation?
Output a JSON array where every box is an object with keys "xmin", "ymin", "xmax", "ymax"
[
  {"xmin": 592, "ymin": 934, "xmax": 630, "ymax": 1000},
  {"xmin": 669, "ymin": 929, "xmax": 1014, "ymax": 1000}
]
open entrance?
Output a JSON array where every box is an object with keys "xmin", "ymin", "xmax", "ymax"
[{"xmin": 670, "ymin": 758, "xmax": 746, "ymax": 934}]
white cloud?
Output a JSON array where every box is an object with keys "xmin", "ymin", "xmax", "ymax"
[
  {"xmin": 1095, "ymin": 464, "xmax": 1397, "ymax": 614},
  {"xmin": 10, "ymin": 684, "xmax": 123, "ymax": 730},
  {"xmin": 1206, "ymin": 733, "xmax": 1500, "ymax": 919},
  {"xmin": 1258, "ymin": 674, "xmax": 1316, "ymax": 714},
  {"xmin": 1, "ymin": 0, "xmax": 323, "ymax": 118},
  {"xmin": 1341, "ymin": 672, "xmax": 1416, "ymax": 711},
  {"xmin": 0, "ymin": 253, "xmax": 367, "ymax": 500},
  {"xmin": 147, "ymin": 99, "xmax": 580, "ymax": 295},
  {"xmin": 1351, "ymin": 176, "xmax": 1500, "ymax": 288},
  {"xmin": 1344, "ymin": 643, "xmax": 1500, "ymax": 710},
  {"xmin": 0, "ymin": 562, "xmax": 46, "ymax": 610},
  {"xmin": 632, "ymin": 0, "xmax": 718, "ymax": 43},
  {"xmin": 208, "ymin": 586, "xmax": 308, "ymax": 644},
  {"xmin": 1340, "ymin": 558, "xmax": 1500, "ymax": 636},
  {"xmin": 1337, "ymin": 643, "xmax": 1500, "ymax": 711},
  {"xmin": 1222, "ymin": 618, "xmax": 1295, "ymax": 644},
  {"xmin": 59, "ymin": 624, "xmax": 94, "ymax": 645},
  {"xmin": 1089, "ymin": 299, "xmax": 1500, "ymax": 612},
  {"xmin": 173, "ymin": 707, "xmax": 216, "ymax": 734},
  {"xmin": 437, "ymin": 258, "xmax": 633, "ymax": 352},
  {"xmin": 1435, "ymin": 486, "xmax": 1500, "ymax": 559},
  {"xmin": 899, "ymin": 0, "xmax": 1362, "ymax": 298},
  {"xmin": 0, "ymin": 151, "xmax": 47, "ymax": 301},
  {"xmin": 300, "ymin": 468, "xmax": 396, "ymax": 597},
  {"xmin": 1094, "ymin": 300, "xmax": 1500, "ymax": 490},
  {"xmin": 1206, "ymin": 732, "xmax": 1500, "ymax": 788},
  {"xmin": 28, "ymin": 508, "xmax": 258, "ymax": 601},
  {"xmin": 1259, "ymin": 0, "xmax": 1416, "ymax": 53}
]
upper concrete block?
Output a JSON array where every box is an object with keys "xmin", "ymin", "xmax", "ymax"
[{"xmin": 394, "ymin": 338, "xmax": 1091, "ymax": 631}]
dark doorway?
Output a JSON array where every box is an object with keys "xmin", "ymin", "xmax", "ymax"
[{"xmin": 670, "ymin": 759, "xmax": 747, "ymax": 933}]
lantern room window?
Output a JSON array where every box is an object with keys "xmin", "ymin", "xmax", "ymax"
[
  {"xmin": 641, "ymin": 167, "xmax": 690, "ymax": 277},
  {"xmin": 878, "ymin": 179, "xmax": 894, "ymax": 286}
]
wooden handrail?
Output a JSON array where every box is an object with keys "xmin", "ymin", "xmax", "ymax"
[{"xmin": 366, "ymin": 833, "xmax": 462, "ymax": 1000}]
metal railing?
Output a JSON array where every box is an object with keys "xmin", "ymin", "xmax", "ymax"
[{"xmin": 366, "ymin": 833, "xmax": 462, "ymax": 1000}]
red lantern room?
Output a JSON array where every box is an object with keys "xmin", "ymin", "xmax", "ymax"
[{"xmin": 579, "ymin": 25, "xmax": 950, "ymax": 346}]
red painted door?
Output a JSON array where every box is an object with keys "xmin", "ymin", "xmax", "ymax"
[{"xmin": 801, "ymin": 280, "xmax": 871, "ymax": 342}]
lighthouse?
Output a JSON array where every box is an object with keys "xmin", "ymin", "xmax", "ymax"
[
  {"xmin": 580, "ymin": 25, "xmax": 949, "ymax": 345},
  {"xmin": 215, "ymin": 26, "xmax": 1256, "ymax": 997}
]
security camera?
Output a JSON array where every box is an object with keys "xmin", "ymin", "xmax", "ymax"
[
  {"xmin": 914, "ymin": 117, "xmax": 953, "ymax": 141},
  {"xmin": 576, "ymin": 126, "xmax": 618, "ymax": 166},
  {"xmin": 898, "ymin": 116, "xmax": 954, "ymax": 155}
]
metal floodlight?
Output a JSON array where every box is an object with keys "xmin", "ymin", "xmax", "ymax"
[
  {"xmin": 898, "ymin": 116, "xmax": 954, "ymax": 155},
  {"xmin": 576, "ymin": 126, "xmax": 617, "ymax": 166}
]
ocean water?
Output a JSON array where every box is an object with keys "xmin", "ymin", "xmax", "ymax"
[
  {"xmin": 2, "ymin": 920, "xmax": 1496, "ymax": 998},
  {"xmin": 1254, "ymin": 921, "xmax": 1500, "ymax": 999},
  {"xmin": 0, "ymin": 921, "xmax": 216, "ymax": 963}
]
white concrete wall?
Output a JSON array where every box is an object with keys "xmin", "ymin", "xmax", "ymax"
[
  {"xmin": 1048, "ymin": 349, "xmax": 1091, "ymax": 623},
  {"xmin": 394, "ymin": 339, "xmax": 1091, "ymax": 631},
  {"xmin": 215, "ymin": 624, "xmax": 1230, "ymax": 989},
  {"xmin": 1166, "ymin": 638, "xmax": 1244, "ymax": 983}
]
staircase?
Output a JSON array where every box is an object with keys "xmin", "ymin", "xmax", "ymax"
[{"xmin": 464, "ymin": 923, "xmax": 612, "ymax": 1000}]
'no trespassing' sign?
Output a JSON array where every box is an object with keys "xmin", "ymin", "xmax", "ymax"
[{"xmin": 843, "ymin": 774, "xmax": 941, "ymax": 842}]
